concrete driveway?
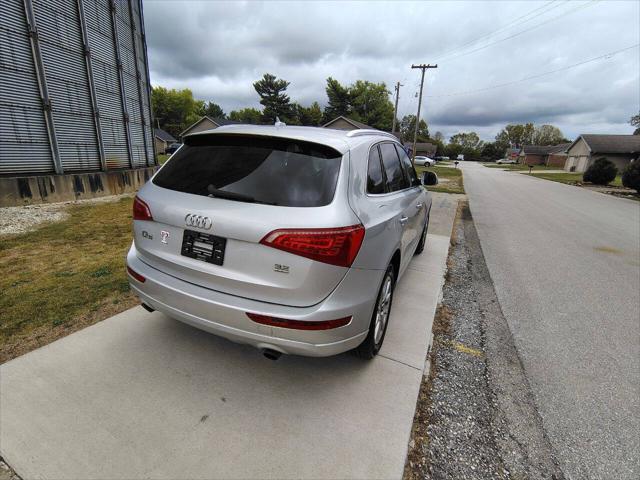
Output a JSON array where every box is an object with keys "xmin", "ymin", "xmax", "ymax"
[
  {"xmin": 462, "ymin": 163, "xmax": 639, "ymax": 479},
  {"xmin": 0, "ymin": 193, "xmax": 459, "ymax": 480}
]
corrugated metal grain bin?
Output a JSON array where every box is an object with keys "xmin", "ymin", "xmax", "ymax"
[{"xmin": 0, "ymin": 0, "xmax": 156, "ymax": 176}]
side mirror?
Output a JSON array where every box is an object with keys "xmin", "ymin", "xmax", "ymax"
[{"xmin": 421, "ymin": 171, "xmax": 438, "ymax": 186}]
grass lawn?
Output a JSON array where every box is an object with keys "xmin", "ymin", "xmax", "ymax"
[
  {"xmin": 415, "ymin": 165, "xmax": 465, "ymax": 194},
  {"xmin": 483, "ymin": 163, "xmax": 563, "ymax": 171},
  {"xmin": 0, "ymin": 197, "xmax": 138, "ymax": 363},
  {"xmin": 157, "ymin": 153, "xmax": 170, "ymax": 164},
  {"xmin": 529, "ymin": 171, "xmax": 624, "ymax": 187}
]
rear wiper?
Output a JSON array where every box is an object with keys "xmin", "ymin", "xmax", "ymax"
[{"xmin": 206, "ymin": 187, "xmax": 277, "ymax": 205}]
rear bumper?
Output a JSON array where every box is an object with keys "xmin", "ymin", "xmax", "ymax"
[{"xmin": 126, "ymin": 245, "xmax": 383, "ymax": 357}]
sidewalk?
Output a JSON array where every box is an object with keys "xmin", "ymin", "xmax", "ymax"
[{"xmin": 0, "ymin": 193, "xmax": 459, "ymax": 480}]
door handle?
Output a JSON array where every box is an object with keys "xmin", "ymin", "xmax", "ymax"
[
  {"xmin": 415, "ymin": 203, "xmax": 423, "ymax": 210},
  {"xmin": 399, "ymin": 216, "xmax": 408, "ymax": 226}
]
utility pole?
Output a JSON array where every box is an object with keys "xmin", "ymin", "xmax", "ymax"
[
  {"xmin": 411, "ymin": 63, "xmax": 437, "ymax": 162},
  {"xmin": 391, "ymin": 81, "xmax": 403, "ymax": 133}
]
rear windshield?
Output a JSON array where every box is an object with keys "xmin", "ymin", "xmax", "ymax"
[{"xmin": 153, "ymin": 135, "xmax": 342, "ymax": 207}]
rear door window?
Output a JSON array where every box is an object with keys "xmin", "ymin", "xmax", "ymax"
[
  {"xmin": 153, "ymin": 135, "xmax": 342, "ymax": 207},
  {"xmin": 367, "ymin": 145, "xmax": 385, "ymax": 194},
  {"xmin": 380, "ymin": 142, "xmax": 409, "ymax": 192},
  {"xmin": 395, "ymin": 144, "xmax": 421, "ymax": 187}
]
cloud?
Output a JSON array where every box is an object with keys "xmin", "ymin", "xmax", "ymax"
[{"xmin": 143, "ymin": 0, "xmax": 639, "ymax": 140}]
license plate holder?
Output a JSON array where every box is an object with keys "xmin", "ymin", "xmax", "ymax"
[{"xmin": 181, "ymin": 229, "xmax": 226, "ymax": 265}]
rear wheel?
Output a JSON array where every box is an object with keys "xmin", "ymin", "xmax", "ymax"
[
  {"xmin": 354, "ymin": 265, "xmax": 395, "ymax": 359},
  {"xmin": 414, "ymin": 212, "xmax": 430, "ymax": 255}
]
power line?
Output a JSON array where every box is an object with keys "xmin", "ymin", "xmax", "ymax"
[
  {"xmin": 436, "ymin": 0, "xmax": 599, "ymax": 63},
  {"xmin": 426, "ymin": 44, "xmax": 639, "ymax": 98},
  {"xmin": 433, "ymin": 0, "xmax": 564, "ymax": 61}
]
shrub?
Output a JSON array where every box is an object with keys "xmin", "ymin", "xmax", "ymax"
[
  {"xmin": 583, "ymin": 158, "xmax": 617, "ymax": 185},
  {"xmin": 621, "ymin": 160, "xmax": 640, "ymax": 193}
]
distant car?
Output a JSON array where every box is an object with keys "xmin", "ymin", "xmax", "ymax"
[
  {"xmin": 414, "ymin": 156, "xmax": 435, "ymax": 167},
  {"xmin": 496, "ymin": 158, "xmax": 517, "ymax": 164},
  {"xmin": 456, "ymin": 154, "xmax": 465, "ymax": 161},
  {"xmin": 165, "ymin": 143, "xmax": 182, "ymax": 154}
]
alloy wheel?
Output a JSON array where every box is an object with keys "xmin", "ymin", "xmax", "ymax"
[{"xmin": 374, "ymin": 275, "xmax": 393, "ymax": 345}]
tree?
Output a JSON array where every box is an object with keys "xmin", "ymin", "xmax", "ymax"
[
  {"xmin": 481, "ymin": 142, "xmax": 502, "ymax": 160},
  {"xmin": 202, "ymin": 101, "xmax": 225, "ymax": 119},
  {"xmin": 495, "ymin": 123, "xmax": 535, "ymax": 151},
  {"xmin": 253, "ymin": 73, "xmax": 292, "ymax": 123},
  {"xmin": 631, "ymin": 113, "xmax": 640, "ymax": 135},
  {"xmin": 621, "ymin": 161, "xmax": 640, "ymax": 192},
  {"xmin": 323, "ymin": 77, "xmax": 351, "ymax": 122},
  {"xmin": 583, "ymin": 158, "xmax": 618, "ymax": 185},
  {"xmin": 434, "ymin": 131, "xmax": 444, "ymax": 142},
  {"xmin": 449, "ymin": 132, "xmax": 483, "ymax": 158},
  {"xmin": 151, "ymin": 86, "xmax": 202, "ymax": 138},
  {"xmin": 321, "ymin": 77, "xmax": 394, "ymax": 130},
  {"xmin": 348, "ymin": 80, "xmax": 394, "ymax": 131},
  {"xmin": 400, "ymin": 115, "xmax": 429, "ymax": 143},
  {"xmin": 531, "ymin": 124, "xmax": 566, "ymax": 145},
  {"xmin": 295, "ymin": 102, "xmax": 323, "ymax": 126},
  {"xmin": 228, "ymin": 108, "xmax": 262, "ymax": 124}
]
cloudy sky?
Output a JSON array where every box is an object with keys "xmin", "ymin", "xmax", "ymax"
[{"xmin": 143, "ymin": 0, "xmax": 640, "ymax": 141}]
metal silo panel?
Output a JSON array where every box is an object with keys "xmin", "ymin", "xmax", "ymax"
[
  {"xmin": 0, "ymin": 0, "xmax": 55, "ymax": 174},
  {"xmin": 32, "ymin": 0, "xmax": 101, "ymax": 172},
  {"xmin": 115, "ymin": 5, "xmax": 145, "ymax": 168},
  {"xmin": 132, "ymin": 0, "xmax": 155, "ymax": 165},
  {"xmin": 84, "ymin": 0, "xmax": 129, "ymax": 169}
]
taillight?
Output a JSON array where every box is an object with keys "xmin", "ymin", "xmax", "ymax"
[
  {"xmin": 260, "ymin": 224, "xmax": 365, "ymax": 267},
  {"xmin": 133, "ymin": 196, "xmax": 153, "ymax": 221},
  {"xmin": 127, "ymin": 265, "xmax": 146, "ymax": 283},
  {"xmin": 246, "ymin": 313, "xmax": 351, "ymax": 330}
]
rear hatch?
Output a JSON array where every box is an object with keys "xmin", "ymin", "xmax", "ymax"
[{"xmin": 133, "ymin": 133, "xmax": 361, "ymax": 307}]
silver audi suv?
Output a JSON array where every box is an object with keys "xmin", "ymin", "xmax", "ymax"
[{"xmin": 127, "ymin": 125, "xmax": 435, "ymax": 359}]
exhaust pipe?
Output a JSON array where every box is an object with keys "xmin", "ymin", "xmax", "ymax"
[
  {"xmin": 261, "ymin": 348, "xmax": 282, "ymax": 361},
  {"xmin": 141, "ymin": 303, "xmax": 155, "ymax": 313}
]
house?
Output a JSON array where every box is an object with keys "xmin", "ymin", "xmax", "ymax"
[
  {"xmin": 504, "ymin": 148, "xmax": 520, "ymax": 162},
  {"xmin": 565, "ymin": 135, "xmax": 640, "ymax": 173},
  {"xmin": 519, "ymin": 145, "xmax": 548, "ymax": 165},
  {"xmin": 545, "ymin": 143, "xmax": 571, "ymax": 167},
  {"xmin": 322, "ymin": 116, "xmax": 373, "ymax": 130},
  {"xmin": 180, "ymin": 116, "xmax": 240, "ymax": 139},
  {"xmin": 405, "ymin": 142, "xmax": 437, "ymax": 158},
  {"xmin": 518, "ymin": 143, "xmax": 570, "ymax": 166},
  {"xmin": 154, "ymin": 128, "xmax": 176, "ymax": 154}
]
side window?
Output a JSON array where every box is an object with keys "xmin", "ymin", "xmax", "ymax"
[
  {"xmin": 380, "ymin": 142, "xmax": 409, "ymax": 192},
  {"xmin": 367, "ymin": 146, "xmax": 385, "ymax": 194},
  {"xmin": 395, "ymin": 144, "xmax": 420, "ymax": 187}
]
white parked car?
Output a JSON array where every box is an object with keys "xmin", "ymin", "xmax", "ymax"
[
  {"xmin": 496, "ymin": 158, "xmax": 517, "ymax": 164},
  {"xmin": 414, "ymin": 155, "xmax": 435, "ymax": 167},
  {"xmin": 127, "ymin": 125, "xmax": 437, "ymax": 360}
]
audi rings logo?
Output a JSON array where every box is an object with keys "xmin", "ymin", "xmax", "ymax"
[{"xmin": 185, "ymin": 214, "xmax": 212, "ymax": 230}]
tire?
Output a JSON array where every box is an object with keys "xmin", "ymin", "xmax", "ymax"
[
  {"xmin": 414, "ymin": 211, "xmax": 430, "ymax": 255},
  {"xmin": 354, "ymin": 265, "xmax": 395, "ymax": 359}
]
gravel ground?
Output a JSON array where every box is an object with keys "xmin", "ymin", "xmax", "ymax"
[
  {"xmin": 0, "ymin": 194, "xmax": 132, "ymax": 236},
  {"xmin": 405, "ymin": 203, "xmax": 564, "ymax": 480},
  {"xmin": 0, "ymin": 459, "xmax": 20, "ymax": 480}
]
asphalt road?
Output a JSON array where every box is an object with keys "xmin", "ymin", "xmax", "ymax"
[
  {"xmin": 0, "ymin": 194, "xmax": 459, "ymax": 480},
  {"xmin": 462, "ymin": 163, "xmax": 640, "ymax": 479}
]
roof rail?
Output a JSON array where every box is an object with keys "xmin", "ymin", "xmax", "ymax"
[{"xmin": 345, "ymin": 129, "xmax": 399, "ymax": 141}]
